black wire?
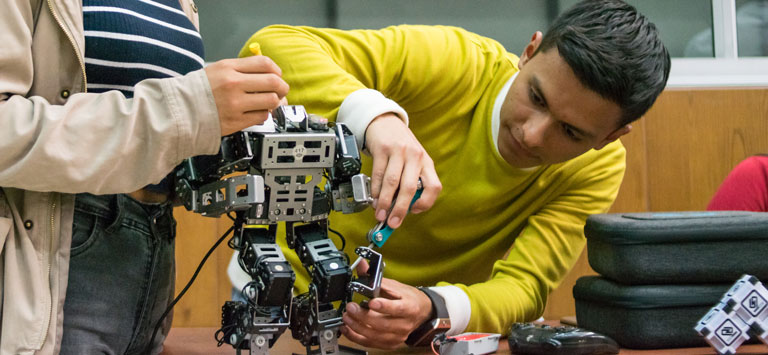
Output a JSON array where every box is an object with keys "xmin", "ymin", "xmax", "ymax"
[
  {"xmin": 327, "ymin": 226, "xmax": 346, "ymax": 251},
  {"xmin": 227, "ymin": 237, "xmax": 238, "ymax": 250},
  {"xmin": 144, "ymin": 226, "xmax": 234, "ymax": 354},
  {"xmin": 327, "ymin": 226, "xmax": 350, "ymax": 264}
]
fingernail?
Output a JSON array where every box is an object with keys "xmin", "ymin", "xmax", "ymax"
[
  {"xmin": 347, "ymin": 303, "xmax": 359, "ymax": 313},
  {"xmin": 389, "ymin": 216, "xmax": 400, "ymax": 228},
  {"xmin": 372, "ymin": 199, "xmax": 378, "ymax": 209},
  {"xmin": 376, "ymin": 209, "xmax": 386, "ymax": 221}
]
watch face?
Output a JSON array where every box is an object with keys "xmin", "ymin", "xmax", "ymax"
[{"xmin": 434, "ymin": 318, "xmax": 451, "ymax": 330}]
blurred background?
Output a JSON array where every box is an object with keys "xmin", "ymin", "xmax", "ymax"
[{"xmin": 194, "ymin": 0, "xmax": 766, "ymax": 62}]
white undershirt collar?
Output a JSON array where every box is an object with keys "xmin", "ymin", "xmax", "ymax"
[{"xmin": 491, "ymin": 72, "xmax": 518, "ymax": 156}]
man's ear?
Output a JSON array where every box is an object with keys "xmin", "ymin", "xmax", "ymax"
[
  {"xmin": 518, "ymin": 31, "xmax": 543, "ymax": 69},
  {"xmin": 595, "ymin": 124, "xmax": 632, "ymax": 150}
]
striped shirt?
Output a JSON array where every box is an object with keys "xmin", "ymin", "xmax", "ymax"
[
  {"xmin": 83, "ymin": 0, "xmax": 205, "ymax": 97},
  {"xmin": 83, "ymin": 0, "xmax": 205, "ymax": 193}
]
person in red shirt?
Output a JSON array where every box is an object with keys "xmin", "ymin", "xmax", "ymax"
[{"xmin": 707, "ymin": 155, "xmax": 768, "ymax": 212}]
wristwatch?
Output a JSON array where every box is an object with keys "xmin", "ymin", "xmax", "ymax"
[{"xmin": 405, "ymin": 287, "xmax": 451, "ymax": 347}]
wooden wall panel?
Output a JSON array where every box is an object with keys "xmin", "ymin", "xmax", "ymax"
[
  {"xmin": 174, "ymin": 88, "xmax": 768, "ymax": 327},
  {"xmin": 543, "ymin": 115, "xmax": 649, "ymax": 319},
  {"xmin": 644, "ymin": 89, "xmax": 768, "ymax": 211},
  {"xmin": 172, "ymin": 209, "xmax": 233, "ymax": 327}
]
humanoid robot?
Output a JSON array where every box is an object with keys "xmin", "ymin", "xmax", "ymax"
[{"xmin": 174, "ymin": 105, "xmax": 383, "ymax": 355}]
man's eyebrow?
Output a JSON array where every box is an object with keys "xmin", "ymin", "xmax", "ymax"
[{"xmin": 532, "ymin": 75, "xmax": 596, "ymax": 140}]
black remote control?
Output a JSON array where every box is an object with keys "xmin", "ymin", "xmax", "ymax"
[{"xmin": 508, "ymin": 322, "xmax": 619, "ymax": 355}]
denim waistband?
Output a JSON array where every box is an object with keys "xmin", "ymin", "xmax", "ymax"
[{"xmin": 74, "ymin": 193, "xmax": 175, "ymax": 239}]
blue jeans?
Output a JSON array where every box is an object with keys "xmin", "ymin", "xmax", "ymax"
[{"xmin": 61, "ymin": 193, "xmax": 176, "ymax": 355}]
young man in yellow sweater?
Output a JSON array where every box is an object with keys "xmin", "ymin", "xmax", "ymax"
[{"xmin": 234, "ymin": 0, "xmax": 670, "ymax": 349}]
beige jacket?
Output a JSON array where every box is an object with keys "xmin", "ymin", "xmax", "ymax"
[{"xmin": 0, "ymin": 0, "xmax": 220, "ymax": 354}]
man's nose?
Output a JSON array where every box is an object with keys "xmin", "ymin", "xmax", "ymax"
[{"xmin": 522, "ymin": 113, "xmax": 550, "ymax": 148}]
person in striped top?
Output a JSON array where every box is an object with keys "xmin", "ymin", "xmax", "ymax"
[
  {"xmin": 0, "ymin": 0, "xmax": 288, "ymax": 354},
  {"xmin": 82, "ymin": 0, "xmax": 207, "ymax": 97}
]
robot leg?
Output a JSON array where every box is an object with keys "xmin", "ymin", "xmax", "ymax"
[
  {"xmin": 219, "ymin": 223, "xmax": 295, "ymax": 355},
  {"xmin": 287, "ymin": 221, "xmax": 352, "ymax": 355}
]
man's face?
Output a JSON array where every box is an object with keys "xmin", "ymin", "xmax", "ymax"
[{"xmin": 498, "ymin": 33, "xmax": 630, "ymax": 169}]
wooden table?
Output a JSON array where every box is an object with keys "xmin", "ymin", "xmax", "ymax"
[
  {"xmin": 160, "ymin": 327, "xmax": 425, "ymax": 354},
  {"xmin": 161, "ymin": 327, "xmax": 768, "ymax": 354}
]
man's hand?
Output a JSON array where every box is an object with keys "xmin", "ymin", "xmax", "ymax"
[
  {"xmin": 205, "ymin": 55, "xmax": 290, "ymax": 136},
  {"xmin": 341, "ymin": 261, "xmax": 434, "ymax": 349},
  {"xmin": 365, "ymin": 113, "xmax": 441, "ymax": 228}
]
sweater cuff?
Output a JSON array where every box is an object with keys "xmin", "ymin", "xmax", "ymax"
[
  {"xmin": 429, "ymin": 285, "xmax": 471, "ymax": 336},
  {"xmin": 337, "ymin": 89, "xmax": 409, "ymax": 150}
]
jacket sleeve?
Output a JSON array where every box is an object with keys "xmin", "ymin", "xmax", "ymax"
[
  {"xmin": 441, "ymin": 143, "xmax": 627, "ymax": 333},
  {"xmin": 0, "ymin": 0, "xmax": 220, "ymax": 194}
]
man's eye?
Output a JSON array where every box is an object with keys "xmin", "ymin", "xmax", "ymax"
[
  {"xmin": 562, "ymin": 124, "xmax": 581, "ymax": 141},
  {"xmin": 529, "ymin": 88, "xmax": 544, "ymax": 107}
]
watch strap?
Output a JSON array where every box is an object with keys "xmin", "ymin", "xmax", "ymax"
[
  {"xmin": 405, "ymin": 287, "xmax": 451, "ymax": 346},
  {"xmin": 419, "ymin": 287, "xmax": 449, "ymax": 319}
]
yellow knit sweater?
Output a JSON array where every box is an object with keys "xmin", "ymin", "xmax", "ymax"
[{"xmin": 240, "ymin": 24, "xmax": 626, "ymax": 334}]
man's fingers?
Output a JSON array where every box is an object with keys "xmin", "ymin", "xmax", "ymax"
[
  {"xmin": 355, "ymin": 258, "xmax": 370, "ymax": 276},
  {"xmin": 342, "ymin": 304, "xmax": 408, "ymax": 348},
  {"xmin": 411, "ymin": 161, "xmax": 441, "ymax": 214},
  {"xmin": 375, "ymin": 155, "xmax": 404, "ymax": 223},
  {"xmin": 375, "ymin": 277, "xmax": 404, "ymax": 300},
  {"xmin": 340, "ymin": 324, "xmax": 372, "ymax": 347},
  {"xmin": 387, "ymin": 161, "xmax": 421, "ymax": 228},
  {"xmin": 341, "ymin": 325, "xmax": 401, "ymax": 350},
  {"xmin": 369, "ymin": 152, "xmax": 389, "ymax": 200},
  {"xmin": 367, "ymin": 297, "xmax": 407, "ymax": 317}
]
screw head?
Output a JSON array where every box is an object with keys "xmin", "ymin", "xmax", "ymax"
[
  {"xmin": 323, "ymin": 329, "xmax": 334, "ymax": 341},
  {"xmin": 255, "ymin": 335, "xmax": 266, "ymax": 347}
]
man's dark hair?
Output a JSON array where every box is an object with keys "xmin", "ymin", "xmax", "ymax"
[{"xmin": 535, "ymin": 0, "xmax": 671, "ymax": 126}]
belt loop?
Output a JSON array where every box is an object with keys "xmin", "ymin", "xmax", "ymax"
[
  {"xmin": 149, "ymin": 202, "xmax": 175, "ymax": 241},
  {"xmin": 104, "ymin": 194, "xmax": 126, "ymax": 233},
  {"xmin": 168, "ymin": 205, "xmax": 177, "ymax": 240}
]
